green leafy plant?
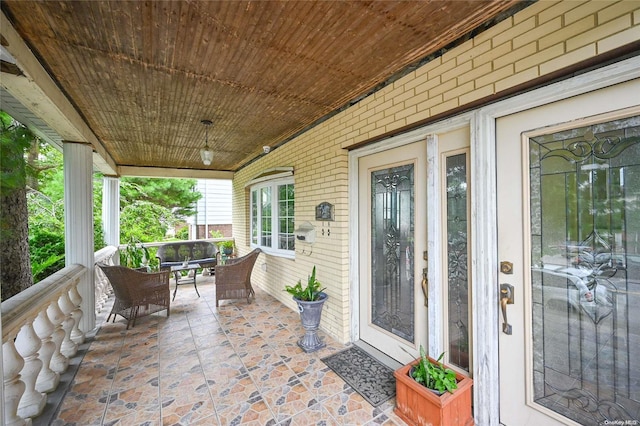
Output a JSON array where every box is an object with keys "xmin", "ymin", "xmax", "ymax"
[
  {"xmin": 411, "ymin": 346, "xmax": 458, "ymax": 394},
  {"xmin": 284, "ymin": 266, "xmax": 326, "ymax": 301},
  {"xmin": 120, "ymin": 239, "xmax": 150, "ymax": 269},
  {"xmin": 218, "ymin": 240, "xmax": 234, "ymax": 250}
]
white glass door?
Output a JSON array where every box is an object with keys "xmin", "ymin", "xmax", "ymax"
[
  {"xmin": 358, "ymin": 140, "xmax": 428, "ymax": 362},
  {"xmin": 497, "ymin": 81, "xmax": 640, "ymax": 425}
]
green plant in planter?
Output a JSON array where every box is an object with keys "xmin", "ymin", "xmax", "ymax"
[
  {"xmin": 284, "ymin": 266, "xmax": 326, "ymax": 301},
  {"xmin": 411, "ymin": 345, "xmax": 458, "ymax": 394},
  {"xmin": 218, "ymin": 240, "xmax": 234, "ymax": 255}
]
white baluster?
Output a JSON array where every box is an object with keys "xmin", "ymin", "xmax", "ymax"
[
  {"xmin": 58, "ymin": 292, "xmax": 78, "ymax": 358},
  {"xmin": 46, "ymin": 301, "xmax": 69, "ymax": 374},
  {"xmin": 3, "ymin": 339, "xmax": 27, "ymax": 426},
  {"xmin": 68, "ymin": 285, "xmax": 85, "ymax": 344},
  {"xmin": 33, "ymin": 309, "xmax": 60, "ymax": 393},
  {"xmin": 15, "ymin": 322, "xmax": 47, "ymax": 419}
]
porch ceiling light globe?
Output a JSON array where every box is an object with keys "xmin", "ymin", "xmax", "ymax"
[
  {"xmin": 200, "ymin": 147, "xmax": 213, "ymax": 166},
  {"xmin": 200, "ymin": 119, "xmax": 213, "ymax": 166}
]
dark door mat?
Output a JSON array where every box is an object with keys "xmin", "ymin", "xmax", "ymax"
[{"xmin": 321, "ymin": 345, "xmax": 396, "ymax": 407}]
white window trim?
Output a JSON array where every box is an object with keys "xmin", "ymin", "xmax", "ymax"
[{"xmin": 249, "ymin": 176, "xmax": 295, "ymax": 259}]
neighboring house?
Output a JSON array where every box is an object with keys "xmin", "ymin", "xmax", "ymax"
[{"xmin": 185, "ymin": 179, "xmax": 232, "ymax": 239}]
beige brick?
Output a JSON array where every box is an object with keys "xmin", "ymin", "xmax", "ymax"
[
  {"xmin": 414, "ymin": 75, "xmax": 442, "ymax": 95},
  {"xmin": 427, "ymin": 57, "xmax": 457, "ymax": 80},
  {"xmin": 459, "ymin": 84, "xmax": 495, "ymax": 106},
  {"xmin": 597, "ymin": 23, "xmax": 640, "ymax": 53},
  {"xmin": 443, "ymin": 38, "xmax": 473, "ymax": 64},
  {"xmin": 565, "ymin": 0, "xmax": 608, "ymax": 25},
  {"xmin": 567, "ymin": 14, "xmax": 631, "ymax": 50},
  {"xmin": 514, "ymin": 16, "xmax": 563, "ymax": 49},
  {"xmin": 416, "ymin": 93, "xmax": 443, "ymax": 113},
  {"xmin": 430, "ymin": 98, "xmax": 459, "ymax": 116},
  {"xmin": 538, "ymin": 1, "xmax": 585, "ymax": 24},
  {"xmin": 493, "ymin": 16, "xmax": 536, "ymax": 47},
  {"xmin": 540, "ymin": 44, "xmax": 596, "ymax": 74},
  {"xmin": 455, "ymin": 40, "xmax": 492, "ymax": 66},
  {"xmin": 472, "ymin": 40, "xmax": 512, "ymax": 68},
  {"xmin": 385, "ymin": 117, "xmax": 407, "ymax": 133},
  {"xmin": 539, "ymin": 15, "xmax": 596, "ymax": 50},
  {"xmin": 373, "ymin": 98, "xmax": 394, "ymax": 115},
  {"xmin": 598, "ymin": 0, "xmax": 640, "ymax": 24},
  {"xmin": 415, "ymin": 56, "xmax": 442, "ymax": 78},
  {"xmin": 405, "ymin": 108, "xmax": 433, "ymax": 125},
  {"xmin": 366, "ymin": 110, "xmax": 385, "ymax": 126},
  {"xmin": 441, "ymin": 60, "xmax": 473, "ymax": 83},
  {"xmin": 402, "ymin": 70, "xmax": 430, "ymax": 91},
  {"xmin": 515, "ymin": 43, "xmax": 565, "ymax": 73},
  {"xmin": 476, "ymin": 64, "xmax": 514, "ymax": 88},
  {"xmin": 393, "ymin": 87, "xmax": 416, "ymax": 106},
  {"xmin": 444, "ymin": 81, "xmax": 475, "ymax": 102},
  {"xmin": 394, "ymin": 105, "xmax": 417, "ymax": 121},
  {"xmin": 514, "ymin": 1, "xmax": 559, "ymax": 24},
  {"xmin": 405, "ymin": 87, "xmax": 435, "ymax": 109},
  {"xmin": 458, "ymin": 61, "xmax": 493, "ymax": 86},
  {"xmin": 494, "ymin": 41, "xmax": 537, "ymax": 70},
  {"xmin": 429, "ymin": 78, "xmax": 457, "ymax": 98},
  {"xmin": 383, "ymin": 102, "xmax": 406, "ymax": 118},
  {"xmin": 495, "ymin": 67, "xmax": 539, "ymax": 92}
]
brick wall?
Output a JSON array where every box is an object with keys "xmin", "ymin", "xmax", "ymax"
[{"xmin": 233, "ymin": 1, "xmax": 640, "ymax": 344}]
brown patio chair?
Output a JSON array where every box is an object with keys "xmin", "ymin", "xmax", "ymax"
[
  {"xmin": 97, "ymin": 263, "xmax": 171, "ymax": 329},
  {"xmin": 215, "ymin": 248, "xmax": 262, "ymax": 307}
]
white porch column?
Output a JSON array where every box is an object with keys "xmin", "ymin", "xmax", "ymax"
[
  {"xmin": 102, "ymin": 176, "xmax": 120, "ymax": 249},
  {"xmin": 63, "ymin": 141, "xmax": 95, "ymax": 332}
]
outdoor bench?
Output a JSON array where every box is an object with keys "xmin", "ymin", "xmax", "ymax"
[{"xmin": 156, "ymin": 241, "xmax": 218, "ymax": 272}]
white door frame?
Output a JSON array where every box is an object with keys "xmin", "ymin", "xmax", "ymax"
[
  {"xmin": 348, "ymin": 112, "xmax": 473, "ymax": 362},
  {"xmin": 348, "ymin": 55, "xmax": 640, "ymax": 426},
  {"xmin": 473, "ymin": 56, "xmax": 640, "ymax": 425}
]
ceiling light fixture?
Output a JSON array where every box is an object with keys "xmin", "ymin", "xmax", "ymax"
[{"xmin": 200, "ymin": 119, "xmax": 213, "ymax": 166}]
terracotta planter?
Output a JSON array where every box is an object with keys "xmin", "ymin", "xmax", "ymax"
[{"xmin": 394, "ymin": 357, "xmax": 474, "ymax": 426}]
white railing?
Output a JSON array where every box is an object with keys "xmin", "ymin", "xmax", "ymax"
[
  {"xmin": 94, "ymin": 246, "xmax": 118, "ymax": 315},
  {"xmin": 2, "ymin": 264, "xmax": 85, "ymax": 426},
  {"xmin": 1, "ymin": 245, "xmax": 118, "ymax": 426}
]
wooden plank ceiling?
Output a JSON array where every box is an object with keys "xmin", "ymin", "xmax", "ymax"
[{"xmin": 2, "ymin": 1, "xmax": 521, "ymax": 173}]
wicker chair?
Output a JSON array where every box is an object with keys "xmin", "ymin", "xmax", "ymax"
[
  {"xmin": 97, "ymin": 263, "xmax": 171, "ymax": 329},
  {"xmin": 215, "ymin": 248, "xmax": 262, "ymax": 307}
]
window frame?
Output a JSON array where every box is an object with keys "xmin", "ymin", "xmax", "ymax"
[{"xmin": 249, "ymin": 176, "xmax": 295, "ymax": 258}]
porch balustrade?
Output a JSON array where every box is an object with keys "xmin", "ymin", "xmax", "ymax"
[{"xmin": 1, "ymin": 246, "xmax": 118, "ymax": 426}]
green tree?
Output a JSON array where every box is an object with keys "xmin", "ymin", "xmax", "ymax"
[{"xmin": 120, "ymin": 177, "xmax": 201, "ymax": 217}]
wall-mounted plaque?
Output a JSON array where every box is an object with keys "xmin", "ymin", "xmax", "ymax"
[{"xmin": 315, "ymin": 202, "xmax": 334, "ymax": 221}]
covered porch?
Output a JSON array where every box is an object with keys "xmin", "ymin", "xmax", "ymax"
[{"xmin": 3, "ymin": 1, "xmax": 640, "ymax": 425}]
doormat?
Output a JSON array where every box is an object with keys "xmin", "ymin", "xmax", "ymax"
[{"xmin": 321, "ymin": 345, "xmax": 396, "ymax": 407}]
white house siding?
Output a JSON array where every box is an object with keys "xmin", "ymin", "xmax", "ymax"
[
  {"xmin": 187, "ymin": 179, "xmax": 232, "ymax": 238},
  {"xmin": 232, "ymin": 0, "xmax": 640, "ymax": 345}
]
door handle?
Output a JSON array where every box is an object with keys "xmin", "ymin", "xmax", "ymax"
[
  {"xmin": 421, "ymin": 268, "xmax": 428, "ymax": 307},
  {"xmin": 500, "ymin": 283, "xmax": 514, "ymax": 335}
]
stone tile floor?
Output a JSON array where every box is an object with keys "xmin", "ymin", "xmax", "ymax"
[{"xmin": 49, "ymin": 274, "xmax": 406, "ymax": 425}]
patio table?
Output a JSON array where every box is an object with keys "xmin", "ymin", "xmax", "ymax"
[{"xmin": 170, "ymin": 263, "xmax": 201, "ymax": 300}]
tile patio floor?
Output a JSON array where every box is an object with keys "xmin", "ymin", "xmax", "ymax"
[{"xmin": 48, "ymin": 274, "xmax": 406, "ymax": 425}]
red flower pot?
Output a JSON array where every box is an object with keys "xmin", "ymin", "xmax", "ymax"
[{"xmin": 394, "ymin": 357, "xmax": 474, "ymax": 426}]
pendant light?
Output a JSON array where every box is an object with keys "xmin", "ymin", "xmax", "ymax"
[{"xmin": 200, "ymin": 119, "xmax": 213, "ymax": 166}]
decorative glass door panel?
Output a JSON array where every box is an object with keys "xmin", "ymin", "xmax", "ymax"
[
  {"xmin": 445, "ymin": 152, "xmax": 470, "ymax": 372},
  {"xmin": 358, "ymin": 140, "xmax": 428, "ymax": 362},
  {"xmin": 529, "ymin": 115, "xmax": 640, "ymax": 425},
  {"xmin": 370, "ymin": 164, "xmax": 415, "ymax": 343}
]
